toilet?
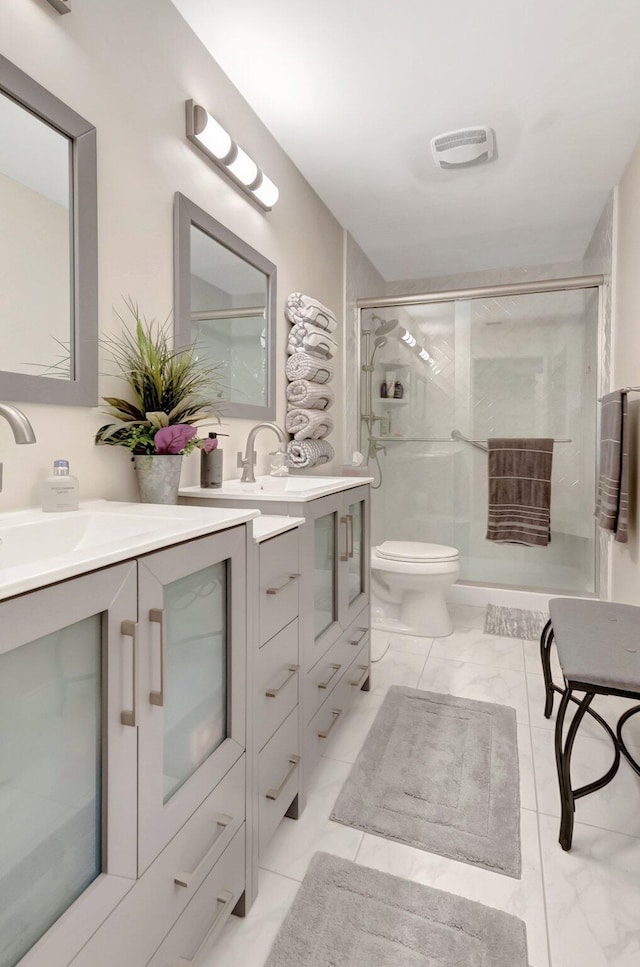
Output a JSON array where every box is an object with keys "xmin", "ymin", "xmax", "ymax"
[{"xmin": 371, "ymin": 541, "xmax": 460, "ymax": 637}]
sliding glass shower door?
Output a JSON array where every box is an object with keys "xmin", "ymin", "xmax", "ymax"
[{"xmin": 361, "ymin": 284, "xmax": 599, "ymax": 594}]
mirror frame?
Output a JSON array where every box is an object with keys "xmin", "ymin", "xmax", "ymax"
[
  {"xmin": 0, "ymin": 54, "xmax": 97, "ymax": 406},
  {"xmin": 174, "ymin": 192, "xmax": 277, "ymax": 421}
]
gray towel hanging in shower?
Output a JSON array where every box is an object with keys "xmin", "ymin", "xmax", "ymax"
[{"xmin": 486, "ymin": 438, "xmax": 554, "ymax": 546}]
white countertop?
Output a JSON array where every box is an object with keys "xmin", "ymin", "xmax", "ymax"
[
  {"xmin": 0, "ymin": 499, "xmax": 259, "ymax": 601},
  {"xmin": 252, "ymin": 515, "xmax": 305, "ymax": 543},
  {"xmin": 180, "ymin": 474, "xmax": 374, "ymax": 504}
]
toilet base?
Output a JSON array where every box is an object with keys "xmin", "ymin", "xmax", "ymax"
[{"xmin": 401, "ymin": 589, "xmax": 453, "ymax": 637}]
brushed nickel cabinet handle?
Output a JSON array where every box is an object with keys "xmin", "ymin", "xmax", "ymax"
[
  {"xmin": 176, "ymin": 888, "xmax": 235, "ymax": 966},
  {"xmin": 266, "ymin": 754, "xmax": 301, "ymax": 800},
  {"xmin": 149, "ymin": 608, "xmax": 165, "ymax": 707},
  {"xmin": 120, "ymin": 620, "xmax": 139, "ymax": 727},
  {"xmin": 339, "ymin": 516, "xmax": 349, "ymax": 561},
  {"xmin": 349, "ymin": 627, "xmax": 368, "ymax": 646},
  {"xmin": 318, "ymin": 708, "xmax": 342, "ymax": 739},
  {"xmin": 266, "ymin": 573, "xmax": 300, "ymax": 595},
  {"xmin": 174, "ymin": 814, "xmax": 233, "ymax": 888},
  {"xmin": 350, "ymin": 664, "xmax": 369, "ymax": 688},
  {"xmin": 317, "ymin": 662, "xmax": 341, "ymax": 690},
  {"xmin": 346, "ymin": 513, "xmax": 354, "ymax": 559},
  {"xmin": 265, "ymin": 664, "xmax": 299, "ymax": 698}
]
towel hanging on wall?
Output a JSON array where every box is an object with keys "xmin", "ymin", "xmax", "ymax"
[
  {"xmin": 595, "ymin": 390, "xmax": 629, "ymax": 543},
  {"xmin": 486, "ymin": 438, "xmax": 554, "ymax": 546}
]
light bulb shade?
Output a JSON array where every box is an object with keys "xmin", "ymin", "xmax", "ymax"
[
  {"xmin": 227, "ymin": 145, "xmax": 259, "ymax": 186},
  {"xmin": 186, "ymin": 99, "xmax": 279, "ymax": 210},
  {"xmin": 191, "ymin": 104, "xmax": 233, "ymax": 161},
  {"xmin": 252, "ymin": 173, "xmax": 279, "ymax": 209}
]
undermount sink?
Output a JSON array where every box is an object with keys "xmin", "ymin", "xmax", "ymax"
[
  {"xmin": 0, "ymin": 510, "xmax": 163, "ymax": 567},
  {"xmin": 0, "ymin": 499, "xmax": 259, "ymax": 600},
  {"xmin": 180, "ymin": 474, "xmax": 374, "ymax": 503}
]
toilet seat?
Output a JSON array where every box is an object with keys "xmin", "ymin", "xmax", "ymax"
[{"xmin": 376, "ymin": 541, "xmax": 459, "ymax": 563}]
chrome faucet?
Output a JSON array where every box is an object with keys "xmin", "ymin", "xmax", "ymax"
[
  {"xmin": 0, "ymin": 403, "xmax": 37, "ymax": 492},
  {"xmin": 237, "ymin": 422, "xmax": 288, "ymax": 483}
]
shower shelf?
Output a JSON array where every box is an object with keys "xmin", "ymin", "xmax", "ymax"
[{"xmin": 377, "ymin": 398, "xmax": 408, "ymax": 407}]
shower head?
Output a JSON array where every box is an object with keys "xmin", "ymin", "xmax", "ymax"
[
  {"xmin": 373, "ymin": 336, "xmax": 388, "ymax": 350},
  {"xmin": 374, "ymin": 318, "xmax": 399, "ymax": 337}
]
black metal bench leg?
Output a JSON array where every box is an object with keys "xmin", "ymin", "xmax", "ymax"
[
  {"xmin": 555, "ymin": 687, "xmax": 595, "ymax": 851},
  {"xmin": 540, "ymin": 619, "xmax": 556, "ymax": 718}
]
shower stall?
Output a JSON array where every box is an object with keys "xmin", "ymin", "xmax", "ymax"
[{"xmin": 359, "ymin": 279, "xmax": 601, "ymax": 595}]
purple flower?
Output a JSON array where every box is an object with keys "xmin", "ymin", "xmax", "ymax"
[
  {"xmin": 155, "ymin": 424, "xmax": 196, "ymax": 454},
  {"xmin": 200, "ymin": 436, "xmax": 218, "ymax": 453}
]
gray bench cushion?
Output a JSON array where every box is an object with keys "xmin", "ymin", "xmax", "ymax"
[{"xmin": 549, "ymin": 598, "xmax": 640, "ymax": 694}]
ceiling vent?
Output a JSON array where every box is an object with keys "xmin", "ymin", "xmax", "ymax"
[{"xmin": 431, "ymin": 127, "xmax": 495, "ymax": 169}]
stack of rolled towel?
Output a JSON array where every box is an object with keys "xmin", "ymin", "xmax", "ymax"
[{"xmin": 285, "ymin": 293, "xmax": 337, "ymax": 468}]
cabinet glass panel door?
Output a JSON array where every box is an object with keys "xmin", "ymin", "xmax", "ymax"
[
  {"xmin": 313, "ymin": 513, "xmax": 336, "ymax": 640},
  {"xmin": 0, "ymin": 615, "xmax": 101, "ymax": 967},
  {"xmin": 347, "ymin": 500, "xmax": 364, "ymax": 605},
  {"xmin": 137, "ymin": 529, "xmax": 245, "ymax": 872},
  {"xmin": 163, "ymin": 561, "xmax": 227, "ymax": 803}
]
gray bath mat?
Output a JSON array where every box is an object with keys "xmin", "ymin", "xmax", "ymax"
[
  {"xmin": 485, "ymin": 603, "xmax": 548, "ymax": 640},
  {"xmin": 265, "ymin": 852, "xmax": 529, "ymax": 967},
  {"xmin": 331, "ymin": 686, "xmax": 521, "ymax": 878}
]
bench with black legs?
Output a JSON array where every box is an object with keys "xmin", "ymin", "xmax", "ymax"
[{"xmin": 540, "ymin": 597, "xmax": 640, "ymax": 850}]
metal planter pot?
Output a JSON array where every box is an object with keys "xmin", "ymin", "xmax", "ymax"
[{"xmin": 133, "ymin": 454, "xmax": 183, "ymax": 504}]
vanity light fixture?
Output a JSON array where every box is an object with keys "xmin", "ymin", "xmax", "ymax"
[
  {"xmin": 45, "ymin": 0, "xmax": 71, "ymax": 13},
  {"xmin": 185, "ymin": 100, "xmax": 280, "ymax": 211}
]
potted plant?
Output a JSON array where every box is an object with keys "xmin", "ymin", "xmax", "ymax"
[{"xmin": 95, "ymin": 300, "xmax": 223, "ymax": 503}]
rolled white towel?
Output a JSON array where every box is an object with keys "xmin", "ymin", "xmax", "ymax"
[
  {"xmin": 286, "ymin": 379, "xmax": 334, "ymax": 410},
  {"xmin": 287, "ymin": 439, "xmax": 334, "ymax": 468},
  {"xmin": 285, "ymin": 292, "xmax": 337, "ymax": 333},
  {"xmin": 286, "ymin": 406, "xmax": 334, "ymax": 441},
  {"xmin": 287, "ymin": 321, "xmax": 338, "ymax": 359},
  {"xmin": 286, "ymin": 351, "xmax": 334, "ymax": 384}
]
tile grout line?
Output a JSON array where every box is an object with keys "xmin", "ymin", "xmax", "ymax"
[{"xmin": 523, "ymin": 636, "xmax": 555, "ymax": 967}]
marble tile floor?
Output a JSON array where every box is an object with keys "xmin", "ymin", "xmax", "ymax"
[{"xmin": 204, "ymin": 603, "xmax": 640, "ymax": 967}]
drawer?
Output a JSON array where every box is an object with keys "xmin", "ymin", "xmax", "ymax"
[
  {"xmin": 304, "ymin": 621, "xmax": 370, "ymax": 724},
  {"xmin": 258, "ymin": 707, "xmax": 300, "ymax": 856},
  {"xmin": 305, "ymin": 644, "xmax": 369, "ymax": 779},
  {"xmin": 70, "ymin": 758, "xmax": 245, "ymax": 967},
  {"xmin": 255, "ymin": 619, "xmax": 299, "ymax": 749},
  {"xmin": 148, "ymin": 826, "xmax": 245, "ymax": 967},
  {"xmin": 259, "ymin": 529, "xmax": 300, "ymax": 645}
]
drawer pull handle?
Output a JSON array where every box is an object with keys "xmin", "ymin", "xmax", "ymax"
[
  {"xmin": 350, "ymin": 664, "xmax": 369, "ymax": 688},
  {"xmin": 317, "ymin": 663, "xmax": 341, "ymax": 690},
  {"xmin": 149, "ymin": 608, "xmax": 165, "ymax": 707},
  {"xmin": 120, "ymin": 620, "xmax": 139, "ymax": 727},
  {"xmin": 339, "ymin": 516, "xmax": 349, "ymax": 561},
  {"xmin": 266, "ymin": 573, "xmax": 300, "ymax": 595},
  {"xmin": 174, "ymin": 814, "xmax": 233, "ymax": 889},
  {"xmin": 318, "ymin": 708, "xmax": 342, "ymax": 739},
  {"xmin": 266, "ymin": 754, "xmax": 301, "ymax": 800},
  {"xmin": 176, "ymin": 889, "xmax": 235, "ymax": 966},
  {"xmin": 349, "ymin": 628, "xmax": 368, "ymax": 647},
  {"xmin": 265, "ymin": 664, "xmax": 300, "ymax": 698}
]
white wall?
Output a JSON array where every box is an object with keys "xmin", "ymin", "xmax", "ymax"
[
  {"xmin": 611, "ymin": 140, "xmax": 640, "ymax": 604},
  {"xmin": 0, "ymin": 0, "xmax": 345, "ymax": 509}
]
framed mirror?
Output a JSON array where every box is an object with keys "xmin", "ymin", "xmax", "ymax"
[
  {"xmin": 174, "ymin": 192, "xmax": 276, "ymax": 420},
  {"xmin": 0, "ymin": 55, "xmax": 97, "ymax": 406}
]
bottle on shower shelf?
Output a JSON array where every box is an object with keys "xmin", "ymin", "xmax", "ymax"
[{"xmin": 393, "ymin": 380, "xmax": 404, "ymax": 399}]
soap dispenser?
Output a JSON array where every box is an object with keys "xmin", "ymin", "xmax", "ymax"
[
  {"xmin": 200, "ymin": 433, "xmax": 224, "ymax": 488},
  {"xmin": 42, "ymin": 459, "xmax": 79, "ymax": 512}
]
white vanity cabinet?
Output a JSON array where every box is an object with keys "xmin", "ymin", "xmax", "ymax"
[{"xmin": 1, "ymin": 524, "xmax": 250, "ymax": 967}]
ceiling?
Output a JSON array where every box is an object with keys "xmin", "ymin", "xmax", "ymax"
[{"xmin": 172, "ymin": 0, "xmax": 640, "ymax": 282}]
